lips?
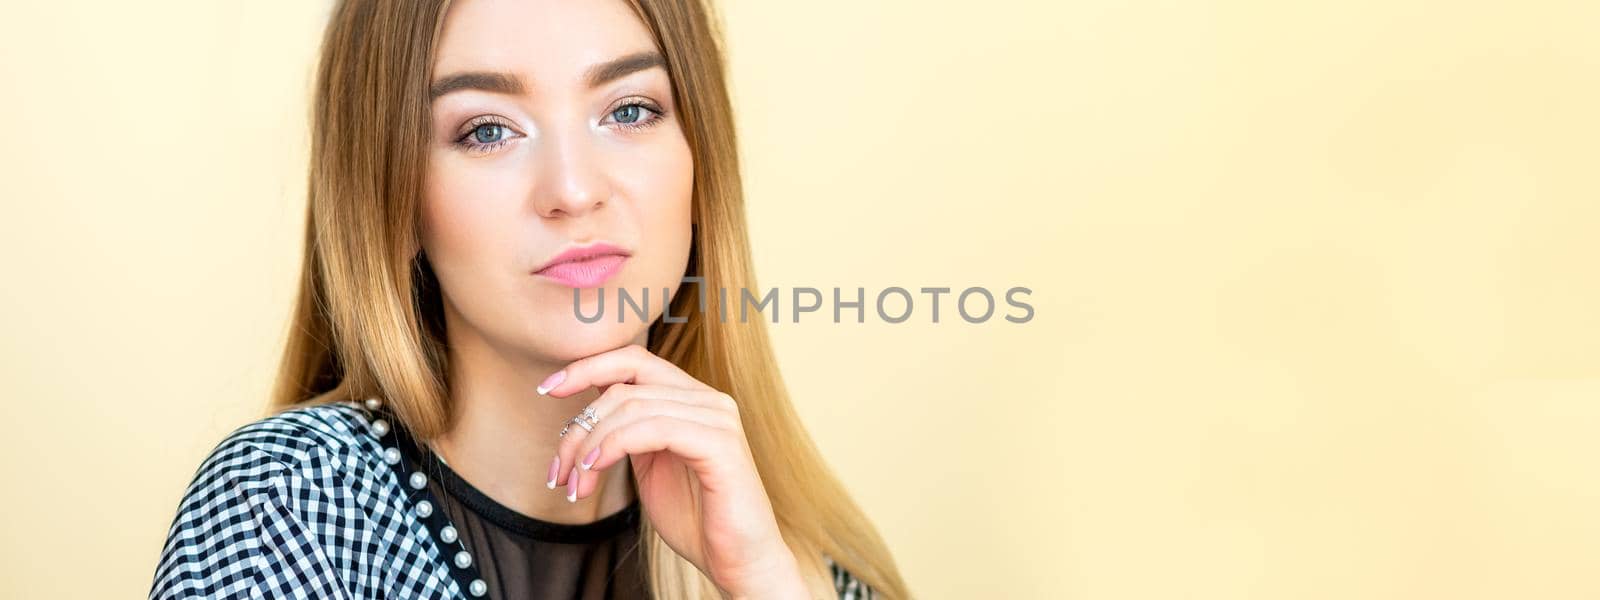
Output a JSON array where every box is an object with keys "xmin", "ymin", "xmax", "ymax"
[{"xmin": 534, "ymin": 242, "xmax": 631, "ymax": 288}]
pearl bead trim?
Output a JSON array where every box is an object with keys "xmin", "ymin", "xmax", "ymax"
[{"xmin": 351, "ymin": 397, "xmax": 489, "ymax": 598}]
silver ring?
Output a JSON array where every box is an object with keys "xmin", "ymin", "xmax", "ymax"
[{"xmin": 559, "ymin": 408, "xmax": 600, "ymax": 438}]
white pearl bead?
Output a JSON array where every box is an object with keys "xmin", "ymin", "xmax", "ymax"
[
  {"xmin": 415, "ymin": 500, "xmax": 433, "ymax": 518},
  {"xmin": 383, "ymin": 448, "xmax": 401, "ymax": 465},
  {"xmin": 469, "ymin": 579, "xmax": 487, "ymax": 597},
  {"xmin": 364, "ymin": 397, "xmax": 382, "ymax": 411},
  {"xmin": 371, "ymin": 419, "xmax": 389, "ymax": 436},
  {"xmin": 409, "ymin": 472, "xmax": 427, "ymax": 489},
  {"xmin": 455, "ymin": 550, "xmax": 472, "ymax": 568},
  {"xmin": 440, "ymin": 525, "xmax": 458, "ymax": 543}
]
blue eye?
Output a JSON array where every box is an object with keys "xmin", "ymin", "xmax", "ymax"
[
  {"xmin": 612, "ymin": 105, "xmax": 643, "ymax": 124},
  {"xmin": 453, "ymin": 117, "xmax": 522, "ymax": 155},
  {"xmin": 604, "ymin": 100, "xmax": 665, "ymax": 131},
  {"xmin": 451, "ymin": 101, "xmax": 662, "ymax": 156},
  {"xmin": 471, "ymin": 123, "xmax": 506, "ymax": 144}
]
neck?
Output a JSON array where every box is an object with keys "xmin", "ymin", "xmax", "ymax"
[{"xmin": 427, "ymin": 319, "xmax": 642, "ymax": 524}]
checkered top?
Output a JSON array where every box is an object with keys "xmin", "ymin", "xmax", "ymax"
[{"xmin": 148, "ymin": 401, "xmax": 876, "ymax": 599}]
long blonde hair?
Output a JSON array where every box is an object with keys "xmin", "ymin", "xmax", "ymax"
[{"xmin": 268, "ymin": 1, "xmax": 908, "ymax": 597}]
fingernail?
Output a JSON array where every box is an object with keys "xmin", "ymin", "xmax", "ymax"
[
  {"xmin": 546, "ymin": 456, "xmax": 560, "ymax": 489},
  {"xmin": 581, "ymin": 446, "xmax": 600, "ymax": 470},
  {"xmin": 536, "ymin": 370, "xmax": 567, "ymax": 395},
  {"xmin": 566, "ymin": 466, "xmax": 579, "ymax": 503}
]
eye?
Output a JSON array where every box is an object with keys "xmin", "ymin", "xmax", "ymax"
[
  {"xmin": 452, "ymin": 116, "xmax": 524, "ymax": 155},
  {"xmin": 602, "ymin": 98, "xmax": 666, "ymax": 131},
  {"xmin": 470, "ymin": 123, "xmax": 509, "ymax": 144}
]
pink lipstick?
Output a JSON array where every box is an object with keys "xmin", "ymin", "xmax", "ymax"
[{"xmin": 533, "ymin": 242, "xmax": 630, "ymax": 288}]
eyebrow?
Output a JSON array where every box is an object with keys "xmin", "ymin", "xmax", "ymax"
[{"xmin": 429, "ymin": 50, "xmax": 667, "ymax": 101}]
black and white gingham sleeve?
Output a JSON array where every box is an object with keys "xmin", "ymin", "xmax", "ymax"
[
  {"xmin": 149, "ymin": 426, "xmax": 352, "ymax": 599},
  {"xmin": 826, "ymin": 554, "xmax": 877, "ymax": 600}
]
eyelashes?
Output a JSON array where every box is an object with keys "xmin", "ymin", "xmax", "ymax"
[
  {"xmin": 454, "ymin": 115, "xmax": 518, "ymax": 154},
  {"xmin": 450, "ymin": 98, "xmax": 668, "ymax": 156}
]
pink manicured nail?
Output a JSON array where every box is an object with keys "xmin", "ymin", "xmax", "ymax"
[
  {"xmin": 536, "ymin": 370, "xmax": 567, "ymax": 395},
  {"xmin": 581, "ymin": 446, "xmax": 600, "ymax": 470},
  {"xmin": 566, "ymin": 466, "xmax": 579, "ymax": 503},
  {"xmin": 546, "ymin": 456, "xmax": 560, "ymax": 489}
]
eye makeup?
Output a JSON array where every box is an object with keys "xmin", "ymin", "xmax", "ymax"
[{"xmin": 446, "ymin": 96, "xmax": 670, "ymax": 156}]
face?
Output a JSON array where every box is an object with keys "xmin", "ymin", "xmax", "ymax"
[{"xmin": 420, "ymin": 0, "xmax": 694, "ymax": 363}]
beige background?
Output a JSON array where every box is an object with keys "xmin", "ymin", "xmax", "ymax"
[{"xmin": 2, "ymin": 0, "xmax": 1598, "ymax": 598}]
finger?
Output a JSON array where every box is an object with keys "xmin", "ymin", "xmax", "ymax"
[
  {"xmin": 577, "ymin": 401, "xmax": 733, "ymax": 472},
  {"xmin": 582, "ymin": 383, "xmax": 731, "ymax": 420},
  {"xmin": 551, "ymin": 385, "xmax": 733, "ymax": 486},
  {"xmin": 550, "ymin": 384, "xmax": 699, "ymax": 485},
  {"xmin": 551, "ymin": 384, "xmax": 683, "ymax": 484},
  {"xmin": 538, "ymin": 343, "xmax": 709, "ymax": 398},
  {"xmin": 576, "ymin": 415, "xmax": 739, "ymax": 500}
]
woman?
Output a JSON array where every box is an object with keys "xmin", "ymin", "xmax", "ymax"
[{"xmin": 148, "ymin": 0, "xmax": 908, "ymax": 598}]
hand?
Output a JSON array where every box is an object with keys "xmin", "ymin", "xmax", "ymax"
[{"xmin": 542, "ymin": 344, "xmax": 807, "ymax": 599}]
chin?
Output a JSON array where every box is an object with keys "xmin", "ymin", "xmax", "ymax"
[
  {"xmin": 525, "ymin": 311, "xmax": 652, "ymax": 361},
  {"xmin": 522, "ymin": 270, "xmax": 679, "ymax": 358}
]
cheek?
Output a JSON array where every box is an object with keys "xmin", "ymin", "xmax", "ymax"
[
  {"xmin": 594, "ymin": 134, "xmax": 693, "ymax": 321},
  {"xmin": 621, "ymin": 137, "xmax": 694, "ymax": 285},
  {"xmin": 420, "ymin": 158, "xmax": 524, "ymax": 275},
  {"xmin": 621, "ymin": 136, "xmax": 694, "ymax": 242}
]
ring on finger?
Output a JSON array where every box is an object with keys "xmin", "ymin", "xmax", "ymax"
[{"xmin": 558, "ymin": 407, "xmax": 602, "ymax": 438}]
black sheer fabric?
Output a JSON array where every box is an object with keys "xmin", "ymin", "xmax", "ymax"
[{"xmin": 395, "ymin": 422, "xmax": 650, "ymax": 600}]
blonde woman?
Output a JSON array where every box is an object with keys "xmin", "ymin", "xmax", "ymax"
[{"xmin": 148, "ymin": 0, "xmax": 907, "ymax": 598}]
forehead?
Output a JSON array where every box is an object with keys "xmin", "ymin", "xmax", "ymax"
[{"xmin": 433, "ymin": 0, "xmax": 657, "ymax": 83}]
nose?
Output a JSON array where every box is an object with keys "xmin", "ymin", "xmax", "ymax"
[{"xmin": 531, "ymin": 128, "xmax": 609, "ymax": 219}]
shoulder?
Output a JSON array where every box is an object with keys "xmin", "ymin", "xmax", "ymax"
[
  {"xmin": 167, "ymin": 400, "xmax": 386, "ymax": 522},
  {"xmin": 825, "ymin": 555, "xmax": 879, "ymax": 600},
  {"xmin": 205, "ymin": 401, "xmax": 376, "ymax": 469},
  {"xmin": 150, "ymin": 401, "xmax": 394, "ymax": 599},
  {"xmin": 174, "ymin": 401, "xmax": 381, "ymax": 504}
]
